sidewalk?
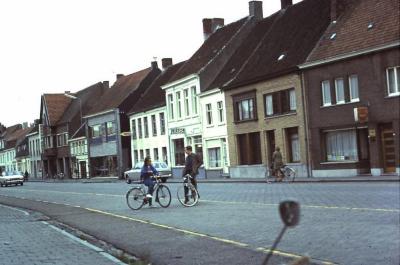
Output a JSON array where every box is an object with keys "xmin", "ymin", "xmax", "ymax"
[
  {"xmin": 27, "ymin": 174, "xmax": 400, "ymax": 184},
  {"xmin": 0, "ymin": 204, "xmax": 126, "ymax": 265}
]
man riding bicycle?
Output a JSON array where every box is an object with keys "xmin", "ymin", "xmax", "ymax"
[
  {"xmin": 140, "ymin": 156, "xmax": 159, "ymax": 207},
  {"xmin": 182, "ymin": 146, "xmax": 202, "ymax": 204}
]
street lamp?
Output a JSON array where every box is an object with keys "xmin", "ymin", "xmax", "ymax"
[{"xmin": 64, "ymin": 92, "xmax": 82, "ymax": 125}]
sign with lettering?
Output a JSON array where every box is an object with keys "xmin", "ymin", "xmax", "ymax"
[
  {"xmin": 170, "ymin": 128, "xmax": 185, "ymax": 134},
  {"xmin": 354, "ymin": 106, "xmax": 368, "ymax": 123}
]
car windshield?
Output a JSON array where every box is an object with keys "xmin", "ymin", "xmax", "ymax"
[
  {"xmin": 13, "ymin": 171, "xmax": 22, "ymax": 175},
  {"xmin": 134, "ymin": 163, "xmax": 143, "ymax": 169}
]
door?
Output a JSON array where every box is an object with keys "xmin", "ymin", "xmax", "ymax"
[
  {"xmin": 266, "ymin": 130, "xmax": 276, "ymax": 166},
  {"xmin": 80, "ymin": 161, "xmax": 87, "ymax": 178},
  {"xmin": 381, "ymin": 124, "xmax": 396, "ymax": 173},
  {"xmin": 357, "ymin": 128, "xmax": 371, "ymax": 174}
]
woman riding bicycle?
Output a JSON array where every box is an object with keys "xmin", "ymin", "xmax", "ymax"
[{"xmin": 140, "ymin": 156, "xmax": 159, "ymax": 206}]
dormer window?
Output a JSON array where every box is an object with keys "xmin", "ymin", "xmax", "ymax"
[
  {"xmin": 277, "ymin": 54, "xmax": 285, "ymax": 61},
  {"xmin": 367, "ymin": 22, "xmax": 374, "ymax": 30},
  {"xmin": 330, "ymin": 33, "xmax": 337, "ymax": 40}
]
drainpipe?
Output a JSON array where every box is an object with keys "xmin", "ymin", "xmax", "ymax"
[
  {"xmin": 300, "ymin": 72, "xmax": 313, "ymax": 178},
  {"xmin": 116, "ymin": 109, "xmax": 123, "ymax": 179}
]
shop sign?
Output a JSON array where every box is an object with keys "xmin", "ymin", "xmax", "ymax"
[
  {"xmin": 354, "ymin": 106, "xmax": 368, "ymax": 123},
  {"xmin": 171, "ymin": 128, "xmax": 185, "ymax": 134}
]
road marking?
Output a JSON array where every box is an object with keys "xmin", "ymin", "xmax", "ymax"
[
  {"xmin": 44, "ymin": 221, "xmax": 127, "ymax": 264},
  {"xmin": 2, "ymin": 188, "xmax": 399, "ymax": 213},
  {"xmin": 0, "ymin": 204, "xmax": 30, "ymax": 215}
]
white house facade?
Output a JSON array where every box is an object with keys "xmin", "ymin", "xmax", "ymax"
[
  {"xmin": 27, "ymin": 130, "xmax": 42, "ymax": 178},
  {"xmin": 0, "ymin": 148, "xmax": 16, "ymax": 172},
  {"xmin": 70, "ymin": 137, "xmax": 89, "ymax": 178},
  {"xmin": 162, "ymin": 75, "xmax": 203, "ymax": 170},
  {"xmin": 129, "ymin": 106, "xmax": 170, "ymax": 166},
  {"xmin": 199, "ymin": 88, "xmax": 230, "ymax": 174}
]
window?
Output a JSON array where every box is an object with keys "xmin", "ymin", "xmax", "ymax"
[
  {"xmin": 208, "ymin": 147, "xmax": 221, "ymax": 168},
  {"xmin": 321, "ymin": 80, "xmax": 332, "ymax": 106},
  {"xmin": 137, "ymin": 118, "xmax": 143, "ymax": 138},
  {"xmin": 335, "ymin": 78, "xmax": 345, "ymax": 104},
  {"xmin": 264, "ymin": 88, "xmax": 295, "ymax": 117},
  {"xmin": 63, "ymin": 133, "xmax": 68, "ymax": 146},
  {"xmin": 184, "ymin": 89, "xmax": 190, "ymax": 116},
  {"xmin": 191, "ymin": 86, "xmax": 198, "ymax": 115},
  {"xmin": 387, "ymin": 66, "xmax": 400, "ymax": 96},
  {"xmin": 349, "ymin": 75, "xmax": 360, "ymax": 102},
  {"xmin": 286, "ymin": 127, "xmax": 300, "ymax": 162},
  {"xmin": 57, "ymin": 134, "xmax": 63, "ymax": 147},
  {"xmin": 133, "ymin": 150, "xmax": 138, "ymax": 164},
  {"xmin": 168, "ymin": 94, "xmax": 174, "ymax": 120},
  {"xmin": 91, "ymin": 125, "xmax": 101, "ymax": 138},
  {"xmin": 325, "ymin": 129, "xmax": 358, "ymax": 161},
  {"xmin": 159, "ymin": 113, "xmax": 165, "ymax": 135},
  {"xmin": 176, "ymin": 91, "xmax": 182, "ymax": 118},
  {"xmin": 217, "ymin": 101, "xmax": 224, "ymax": 123},
  {"xmin": 153, "ymin": 148, "xmax": 159, "ymax": 161},
  {"xmin": 206, "ymin": 103, "xmax": 213, "ymax": 125},
  {"xmin": 144, "ymin": 117, "xmax": 149, "ymax": 138},
  {"xmin": 239, "ymin": 99, "xmax": 254, "ymax": 121},
  {"xmin": 139, "ymin": 150, "xmax": 144, "ymax": 161},
  {"xmin": 289, "ymin": 89, "xmax": 296, "ymax": 111},
  {"xmin": 162, "ymin": 147, "xmax": 168, "ymax": 164},
  {"xmin": 106, "ymin": 122, "xmax": 116, "ymax": 136},
  {"xmin": 265, "ymin": 95, "xmax": 273, "ymax": 116},
  {"xmin": 145, "ymin": 148, "xmax": 150, "ymax": 158},
  {"xmin": 151, "ymin": 115, "xmax": 157, "ymax": 136},
  {"xmin": 131, "ymin": 119, "xmax": 137, "ymax": 140}
]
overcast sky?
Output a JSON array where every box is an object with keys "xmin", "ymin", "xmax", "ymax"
[{"xmin": 0, "ymin": 0, "xmax": 300, "ymax": 127}]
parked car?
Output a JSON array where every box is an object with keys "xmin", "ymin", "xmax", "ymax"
[
  {"xmin": 0, "ymin": 171, "xmax": 24, "ymax": 187},
  {"xmin": 124, "ymin": 161, "xmax": 172, "ymax": 184}
]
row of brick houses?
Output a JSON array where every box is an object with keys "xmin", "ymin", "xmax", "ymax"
[{"xmin": 1, "ymin": 0, "xmax": 399, "ymax": 179}]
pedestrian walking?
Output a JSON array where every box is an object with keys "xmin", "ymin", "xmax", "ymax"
[
  {"xmin": 182, "ymin": 146, "xmax": 202, "ymax": 203},
  {"xmin": 272, "ymin": 147, "xmax": 283, "ymax": 181}
]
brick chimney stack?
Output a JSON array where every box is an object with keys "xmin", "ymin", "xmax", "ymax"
[
  {"xmin": 161, "ymin": 58, "xmax": 173, "ymax": 70},
  {"xmin": 281, "ymin": 0, "xmax": 292, "ymax": 9},
  {"xmin": 203, "ymin": 18, "xmax": 224, "ymax": 41},
  {"xmin": 249, "ymin": 1, "xmax": 263, "ymax": 20}
]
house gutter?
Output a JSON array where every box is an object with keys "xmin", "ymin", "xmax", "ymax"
[{"xmin": 299, "ymin": 41, "xmax": 400, "ymax": 69}]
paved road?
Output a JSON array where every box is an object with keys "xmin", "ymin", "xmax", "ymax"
[
  {"xmin": 0, "ymin": 181, "xmax": 399, "ymax": 265},
  {"xmin": 0, "ymin": 204, "xmax": 125, "ymax": 265}
]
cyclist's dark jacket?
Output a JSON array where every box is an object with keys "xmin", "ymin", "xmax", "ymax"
[
  {"xmin": 140, "ymin": 165, "xmax": 158, "ymax": 180},
  {"xmin": 182, "ymin": 153, "xmax": 195, "ymax": 177}
]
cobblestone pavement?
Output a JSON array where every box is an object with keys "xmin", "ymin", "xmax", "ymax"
[
  {"xmin": 0, "ymin": 204, "xmax": 125, "ymax": 265},
  {"xmin": 1, "ymin": 182, "xmax": 399, "ymax": 265}
]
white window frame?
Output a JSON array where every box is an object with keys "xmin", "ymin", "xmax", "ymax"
[
  {"xmin": 335, "ymin": 78, "xmax": 345, "ymax": 104},
  {"xmin": 191, "ymin": 86, "xmax": 198, "ymax": 115},
  {"xmin": 349, "ymin": 75, "xmax": 360, "ymax": 102},
  {"xmin": 217, "ymin": 101, "xmax": 224, "ymax": 123},
  {"xmin": 176, "ymin": 91, "xmax": 182, "ymax": 119},
  {"xmin": 386, "ymin": 66, "xmax": 400, "ymax": 96},
  {"xmin": 321, "ymin": 80, "xmax": 332, "ymax": 106},
  {"xmin": 184, "ymin": 89, "xmax": 190, "ymax": 117},
  {"xmin": 167, "ymin": 94, "xmax": 174, "ymax": 120},
  {"xmin": 206, "ymin": 103, "xmax": 213, "ymax": 125}
]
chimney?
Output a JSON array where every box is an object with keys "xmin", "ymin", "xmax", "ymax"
[
  {"xmin": 22, "ymin": 122, "xmax": 28, "ymax": 129},
  {"xmin": 65, "ymin": 90, "xmax": 71, "ymax": 94},
  {"xmin": 203, "ymin": 18, "xmax": 212, "ymax": 40},
  {"xmin": 151, "ymin": 61, "xmax": 158, "ymax": 70},
  {"xmin": 331, "ymin": 0, "xmax": 345, "ymax": 22},
  {"xmin": 102, "ymin": 81, "xmax": 109, "ymax": 89},
  {"xmin": 116, "ymin": 74, "xmax": 124, "ymax": 80},
  {"xmin": 211, "ymin": 18, "xmax": 224, "ymax": 33},
  {"xmin": 281, "ymin": 0, "xmax": 292, "ymax": 9},
  {"xmin": 249, "ymin": 1, "xmax": 263, "ymax": 20},
  {"xmin": 161, "ymin": 58, "xmax": 173, "ymax": 70}
]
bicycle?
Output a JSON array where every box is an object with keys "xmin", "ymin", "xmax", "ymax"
[
  {"xmin": 177, "ymin": 174, "xmax": 199, "ymax": 207},
  {"xmin": 266, "ymin": 165, "xmax": 296, "ymax": 183},
  {"xmin": 126, "ymin": 176, "xmax": 171, "ymax": 210}
]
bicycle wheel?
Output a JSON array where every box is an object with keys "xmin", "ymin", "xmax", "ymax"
[
  {"xmin": 126, "ymin": 187, "xmax": 145, "ymax": 210},
  {"xmin": 177, "ymin": 184, "xmax": 199, "ymax": 207},
  {"xmin": 156, "ymin": 184, "xmax": 171, "ymax": 208},
  {"xmin": 284, "ymin": 167, "xmax": 296, "ymax": 182}
]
